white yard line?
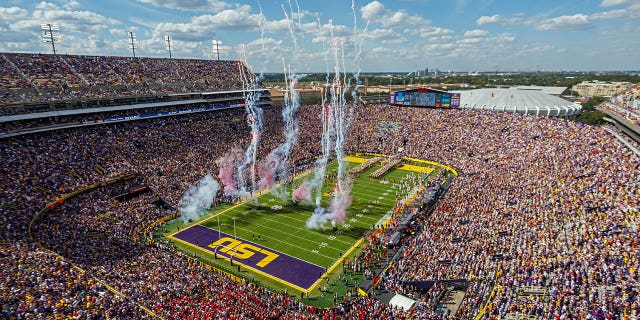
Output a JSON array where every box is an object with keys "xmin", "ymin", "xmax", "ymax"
[
  {"xmin": 208, "ymin": 223, "xmax": 338, "ymax": 263},
  {"xmin": 199, "ymin": 225, "xmax": 329, "ymax": 268}
]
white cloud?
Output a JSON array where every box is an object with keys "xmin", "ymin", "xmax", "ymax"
[
  {"xmin": 6, "ymin": 5, "xmax": 120, "ymax": 45},
  {"xmin": 0, "ymin": 26, "xmax": 33, "ymax": 42},
  {"xmin": 361, "ymin": 1, "xmax": 430, "ymax": 27},
  {"xmin": 290, "ymin": 9, "xmax": 320, "ymax": 21},
  {"xmin": 262, "ymin": 19, "xmax": 290, "ymax": 34},
  {"xmin": 591, "ymin": 9, "xmax": 628, "ymax": 19},
  {"xmin": 135, "ymin": 0, "xmax": 229, "ymax": 12},
  {"xmin": 476, "ymin": 13, "xmax": 529, "ymax": 26},
  {"xmin": 364, "ymin": 28, "xmax": 398, "ymax": 41},
  {"xmin": 424, "ymin": 42, "xmax": 455, "ymax": 52},
  {"xmin": 592, "ymin": 0, "xmax": 640, "ymax": 19},
  {"xmin": 498, "ymin": 35, "xmax": 515, "ymax": 42},
  {"xmin": 458, "ymin": 37, "xmax": 483, "ymax": 45},
  {"xmin": 464, "ymin": 29, "xmax": 489, "ymax": 37},
  {"xmin": 191, "ymin": 9, "xmax": 261, "ymax": 29},
  {"xmin": 513, "ymin": 44, "xmax": 556, "ymax": 57},
  {"xmin": 34, "ymin": 1, "xmax": 58, "ymax": 10},
  {"xmin": 63, "ymin": 0, "xmax": 80, "ymax": 10},
  {"xmin": 30, "ymin": 9, "xmax": 120, "ymax": 33},
  {"xmin": 381, "ymin": 37, "xmax": 408, "ymax": 45},
  {"xmin": 361, "ymin": 1, "xmax": 385, "ymax": 21},
  {"xmin": 129, "ymin": 17, "xmax": 157, "ymax": 29},
  {"xmin": 600, "ymin": 0, "xmax": 630, "ymax": 7},
  {"xmin": 0, "ymin": 6, "xmax": 28, "ymax": 20},
  {"xmin": 153, "ymin": 8, "xmax": 262, "ymax": 42},
  {"xmin": 536, "ymin": 14, "xmax": 591, "ymax": 31},
  {"xmin": 407, "ymin": 26, "xmax": 453, "ymax": 40},
  {"xmin": 109, "ymin": 28, "xmax": 125, "ymax": 37},
  {"xmin": 243, "ymin": 37, "xmax": 283, "ymax": 51},
  {"xmin": 476, "ymin": 14, "xmax": 500, "ymax": 25}
]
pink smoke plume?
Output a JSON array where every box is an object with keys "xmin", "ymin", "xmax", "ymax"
[
  {"xmin": 327, "ymin": 179, "xmax": 354, "ymax": 224},
  {"xmin": 256, "ymin": 154, "xmax": 279, "ymax": 190},
  {"xmin": 216, "ymin": 147, "xmax": 243, "ymax": 195},
  {"xmin": 328, "ymin": 193, "xmax": 353, "ymax": 224},
  {"xmin": 292, "ymin": 181, "xmax": 311, "ymax": 203}
]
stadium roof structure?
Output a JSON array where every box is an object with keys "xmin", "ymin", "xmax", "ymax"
[
  {"xmin": 509, "ymin": 85, "xmax": 568, "ymax": 96},
  {"xmin": 455, "ymin": 88, "xmax": 581, "ymax": 117}
]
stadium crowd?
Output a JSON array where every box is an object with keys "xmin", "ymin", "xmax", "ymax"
[
  {"xmin": 1, "ymin": 96, "xmax": 639, "ymax": 319},
  {"xmin": 346, "ymin": 105, "xmax": 639, "ymax": 318},
  {"xmin": 0, "ymin": 53, "xmax": 249, "ymax": 106},
  {"xmin": 600, "ymin": 85, "xmax": 640, "ymax": 125}
]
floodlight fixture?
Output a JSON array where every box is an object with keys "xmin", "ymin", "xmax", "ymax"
[
  {"xmin": 165, "ymin": 35, "xmax": 172, "ymax": 59},
  {"xmin": 212, "ymin": 40, "xmax": 222, "ymax": 61},
  {"xmin": 41, "ymin": 23, "xmax": 61, "ymax": 54},
  {"xmin": 128, "ymin": 32, "xmax": 137, "ymax": 58}
]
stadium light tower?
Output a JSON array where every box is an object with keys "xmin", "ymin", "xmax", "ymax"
[
  {"xmin": 212, "ymin": 40, "xmax": 222, "ymax": 61},
  {"xmin": 165, "ymin": 35, "xmax": 173, "ymax": 59},
  {"xmin": 128, "ymin": 32, "xmax": 137, "ymax": 58},
  {"xmin": 41, "ymin": 23, "xmax": 61, "ymax": 54}
]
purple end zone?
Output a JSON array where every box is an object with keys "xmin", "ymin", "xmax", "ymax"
[{"xmin": 173, "ymin": 224, "xmax": 325, "ymax": 290}]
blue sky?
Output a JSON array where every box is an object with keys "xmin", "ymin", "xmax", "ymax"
[{"xmin": 1, "ymin": 0, "xmax": 638, "ymax": 72}]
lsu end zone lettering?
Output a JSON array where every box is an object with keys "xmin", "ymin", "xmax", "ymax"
[
  {"xmin": 209, "ymin": 237, "xmax": 279, "ymax": 267},
  {"xmin": 172, "ymin": 224, "xmax": 325, "ymax": 291}
]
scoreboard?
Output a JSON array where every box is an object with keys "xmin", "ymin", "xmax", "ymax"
[{"xmin": 388, "ymin": 88, "xmax": 460, "ymax": 108}]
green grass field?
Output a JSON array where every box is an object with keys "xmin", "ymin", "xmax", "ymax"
[{"xmin": 154, "ymin": 154, "xmax": 441, "ymax": 305}]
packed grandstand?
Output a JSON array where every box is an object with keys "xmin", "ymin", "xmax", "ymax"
[{"xmin": 1, "ymin": 53, "xmax": 639, "ymax": 320}]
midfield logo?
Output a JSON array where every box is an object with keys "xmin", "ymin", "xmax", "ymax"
[{"xmin": 209, "ymin": 237, "xmax": 280, "ymax": 267}]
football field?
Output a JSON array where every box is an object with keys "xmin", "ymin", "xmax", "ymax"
[{"xmin": 164, "ymin": 155, "xmax": 440, "ymax": 294}]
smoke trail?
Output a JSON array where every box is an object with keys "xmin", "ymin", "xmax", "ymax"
[
  {"xmin": 305, "ymin": 18, "xmax": 358, "ymax": 230},
  {"xmin": 302, "ymin": 21, "xmax": 338, "ymax": 230},
  {"xmin": 300, "ymin": 19, "xmax": 335, "ymax": 208},
  {"xmin": 257, "ymin": 0, "xmax": 269, "ymax": 78},
  {"xmin": 216, "ymin": 147, "xmax": 243, "ymax": 195},
  {"xmin": 236, "ymin": 50, "xmax": 264, "ymax": 196},
  {"xmin": 256, "ymin": 4, "xmax": 303, "ymax": 200},
  {"xmin": 257, "ymin": 63, "xmax": 300, "ymax": 193},
  {"xmin": 180, "ymin": 174, "xmax": 220, "ymax": 223},
  {"xmin": 351, "ymin": 0, "xmax": 363, "ymax": 104}
]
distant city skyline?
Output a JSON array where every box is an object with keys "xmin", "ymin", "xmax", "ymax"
[{"xmin": 1, "ymin": 0, "xmax": 639, "ymax": 72}]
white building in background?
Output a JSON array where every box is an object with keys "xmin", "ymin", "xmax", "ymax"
[
  {"xmin": 572, "ymin": 81, "xmax": 633, "ymax": 97},
  {"xmin": 455, "ymin": 88, "xmax": 582, "ymax": 117}
]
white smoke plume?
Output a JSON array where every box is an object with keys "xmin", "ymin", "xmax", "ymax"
[{"xmin": 180, "ymin": 174, "xmax": 220, "ymax": 223}]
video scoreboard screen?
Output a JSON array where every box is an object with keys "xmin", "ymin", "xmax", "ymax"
[{"xmin": 388, "ymin": 89, "xmax": 460, "ymax": 108}]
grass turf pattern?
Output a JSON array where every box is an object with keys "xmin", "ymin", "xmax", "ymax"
[{"xmin": 162, "ymin": 155, "xmax": 438, "ymax": 295}]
